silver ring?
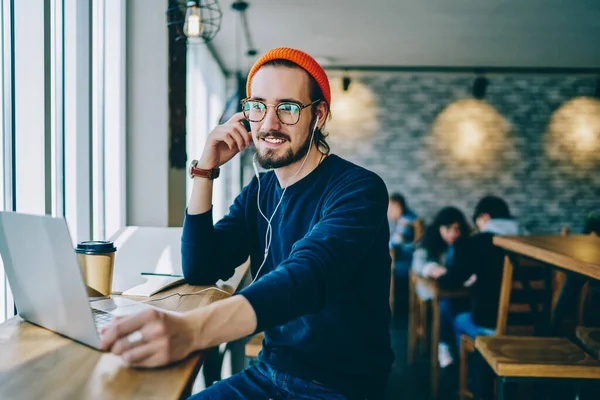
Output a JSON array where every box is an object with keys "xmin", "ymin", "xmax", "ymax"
[{"xmin": 126, "ymin": 330, "xmax": 144, "ymax": 346}]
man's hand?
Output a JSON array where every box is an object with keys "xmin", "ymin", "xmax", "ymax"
[
  {"xmin": 463, "ymin": 274, "xmax": 477, "ymax": 287},
  {"xmin": 428, "ymin": 265, "xmax": 447, "ymax": 279},
  {"xmin": 197, "ymin": 112, "xmax": 253, "ymax": 170},
  {"xmin": 99, "ymin": 296, "xmax": 257, "ymax": 368},
  {"xmin": 100, "ymin": 309, "xmax": 199, "ymax": 368}
]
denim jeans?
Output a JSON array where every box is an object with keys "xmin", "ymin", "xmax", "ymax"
[
  {"xmin": 189, "ymin": 361, "xmax": 348, "ymax": 400},
  {"xmin": 438, "ymin": 298, "xmax": 457, "ymax": 347},
  {"xmin": 454, "ymin": 312, "xmax": 496, "ymax": 396},
  {"xmin": 453, "ymin": 311, "xmax": 495, "ymax": 349}
]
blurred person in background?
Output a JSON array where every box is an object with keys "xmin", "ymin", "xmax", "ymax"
[{"xmin": 412, "ymin": 206, "xmax": 471, "ymax": 367}]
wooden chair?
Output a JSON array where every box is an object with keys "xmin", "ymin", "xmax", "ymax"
[
  {"xmin": 470, "ymin": 230, "xmax": 600, "ymax": 399},
  {"xmin": 550, "ymin": 227, "xmax": 570, "ymax": 311},
  {"xmin": 475, "ymin": 336, "xmax": 600, "ymax": 400},
  {"xmin": 413, "ymin": 218, "xmax": 425, "ymax": 243},
  {"xmin": 459, "ymin": 255, "xmax": 549, "ymax": 400},
  {"xmin": 408, "ymin": 270, "xmax": 427, "ymax": 362},
  {"xmin": 552, "ymin": 227, "xmax": 591, "ymax": 326},
  {"xmin": 405, "ymin": 217, "xmax": 427, "ymax": 362},
  {"xmin": 408, "ymin": 272, "xmax": 470, "ymax": 398},
  {"xmin": 391, "ymin": 218, "xmax": 425, "ymax": 316}
]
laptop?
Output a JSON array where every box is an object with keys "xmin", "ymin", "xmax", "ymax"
[{"xmin": 0, "ymin": 211, "xmax": 164, "ymax": 350}]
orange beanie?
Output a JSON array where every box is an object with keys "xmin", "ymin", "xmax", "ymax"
[{"xmin": 246, "ymin": 47, "xmax": 331, "ymax": 106}]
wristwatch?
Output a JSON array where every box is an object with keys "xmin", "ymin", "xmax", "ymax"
[{"xmin": 189, "ymin": 160, "xmax": 220, "ymax": 180}]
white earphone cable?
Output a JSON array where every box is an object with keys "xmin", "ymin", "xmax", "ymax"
[{"xmin": 250, "ymin": 116, "xmax": 320, "ymax": 285}]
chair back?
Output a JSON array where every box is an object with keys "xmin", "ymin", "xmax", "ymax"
[
  {"xmin": 497, "ymin": 227, "xmax": 571, "ymax": 335},
  {"xmin": 552, "ymin": 227, "xmax": 570, "ymax": 309},
  {"xmin": 413, "ymin": 218, "xmax": 425, "ymax": 243},
  {"xmin": 495, "ymin": 255, "xmax": 549, "ymax": 336}
]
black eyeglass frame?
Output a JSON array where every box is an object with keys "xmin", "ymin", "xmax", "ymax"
[{"xmin": 241, "ymin": 98, "xmax": 321, "ymax": 125}]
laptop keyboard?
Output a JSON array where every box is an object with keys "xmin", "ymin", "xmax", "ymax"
[{"xmin": 92, "ymin": 308, "xmax": 115, "ymax": 331}]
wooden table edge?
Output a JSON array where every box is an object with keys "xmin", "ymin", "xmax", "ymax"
[{"xmin": 493, "ymin": 236, "xmax": 600, "ymax": 281}]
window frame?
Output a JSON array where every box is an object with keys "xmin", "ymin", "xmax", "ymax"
[{"xmin": 1, "ymin": 0, "xmax": 15, "ymax": 322}]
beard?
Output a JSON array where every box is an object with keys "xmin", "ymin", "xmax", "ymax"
[{"xmin": 255, "ymin": 130, "xmax": 313, "ymax": 170}]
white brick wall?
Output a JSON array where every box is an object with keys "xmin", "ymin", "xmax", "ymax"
[
  {"xmin": 241, "ymin": 73, "xmax": 600, "ymax": 234},
  {"xmin": 327, "ymin": 73, "xmax": 600, "ymax": 233}
]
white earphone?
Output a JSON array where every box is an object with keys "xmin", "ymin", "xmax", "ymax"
[{"xmin": 250, "ymin": 116, "xmax": 320, "ymax": 285}]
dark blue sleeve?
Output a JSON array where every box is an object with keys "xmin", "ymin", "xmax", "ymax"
[
  {"xmin": 239, "ymin": 172, "xmax": 390, "ymax": 333},
  {"xmin": 181, "ymin": 178, "xmax": 256, "ymax": 285}
]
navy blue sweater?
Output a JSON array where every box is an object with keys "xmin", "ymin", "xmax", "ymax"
[{"xmin": 182, "ymin": 155, "xmax": 394, "ymax": 399}]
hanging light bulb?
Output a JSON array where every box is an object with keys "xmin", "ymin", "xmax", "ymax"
[{"xmin": 183, "ymin": 1, "xmax": 202, "ymax": 38}]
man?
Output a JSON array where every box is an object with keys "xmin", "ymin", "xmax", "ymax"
[
  {"xmin": 388, "ymin": 192, "xmax": 418, "ymax": 277},
  {"xmin": 437, "ymin": 195, "xmax": 525, "ymax": 344},
  {"xmin": 100, "ymin": 48, "xmax": 394, "ymax": 399},
  {"xmin": 388, "ymin": 192, "xmax": 418, "ymax": 248}
]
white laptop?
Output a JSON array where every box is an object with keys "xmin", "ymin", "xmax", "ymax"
[{"xmin": 0, "ymin": 211, "xmax": 164, "ymax": 350}]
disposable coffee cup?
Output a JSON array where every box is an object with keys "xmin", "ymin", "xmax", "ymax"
[{"xmin": 76, "ymin": 241, "xmax": 117, "ymax": 298}]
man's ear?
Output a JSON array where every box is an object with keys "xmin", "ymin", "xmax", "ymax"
[{"xmin": 315, "ymin": 101, "xmax": 329, "ymax": 130}]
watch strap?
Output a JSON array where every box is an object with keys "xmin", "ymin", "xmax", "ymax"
[{"xmin": 190, "ymin": 160, "xmax": 220, "ymax": 180}]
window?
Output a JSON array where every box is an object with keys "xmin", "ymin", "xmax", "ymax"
[
  {"xmin": 101, "ymin": 0, "xmax": 126, "ymax": 239},
  {"xmin": 0, "ymin": 0, "xmax": 127, "ymax": 323},
  {"xmin": 186, "ymin": 44, "xmax": 232, "ymax": 221},
  {"xmin": 91, "ymin": 0, "xmax": 126, "ymax": 240},
  {"xmin": 64, "ymin": 0, "xmax": 126, "ymax": 244},
  {"xmin": 64, "ymin": 0, "xmax": 92, "ymax": 243},
  {"xmin": 13, "ymin": 0, "xmax": 48, "ymax": 215}
]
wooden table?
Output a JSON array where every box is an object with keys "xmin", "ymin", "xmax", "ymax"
[
  {"xmin": 0, "ymin": 262, "xmax": 250, "ymax": 400},
  {"xmin": 493, "ymin": 235, "xmax": 600, "ymax": 334},
  {"xmin": 493, "ymin": 235, "xmax": 600, "ymax": 280}
]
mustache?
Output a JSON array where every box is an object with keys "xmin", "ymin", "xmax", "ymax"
[{"xmin": 257, "ymin": 131, "xmax": 290, "ymax": 141}]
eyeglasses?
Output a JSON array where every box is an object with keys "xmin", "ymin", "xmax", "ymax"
[{"xmin": 241, "ymin": 99, "xmax": 321, "ymax": 125}]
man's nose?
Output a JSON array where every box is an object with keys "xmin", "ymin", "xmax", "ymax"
[{"xmin": 261, "ymin": 107, "xmax": 282, "ymax": 132}]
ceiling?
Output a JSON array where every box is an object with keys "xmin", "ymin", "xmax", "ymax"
[{"xmin": 208, "ymin": 0, "xmax": 600, "ymax": 74}]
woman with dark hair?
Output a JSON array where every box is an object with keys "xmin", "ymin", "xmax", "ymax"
[
  {"xmin": 412, "ymin": 206, "xmax": 470, "ymax": 367},
  {"xmin": 413, "ymin": 207, "xmax": 470, "ymax": 279}
]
